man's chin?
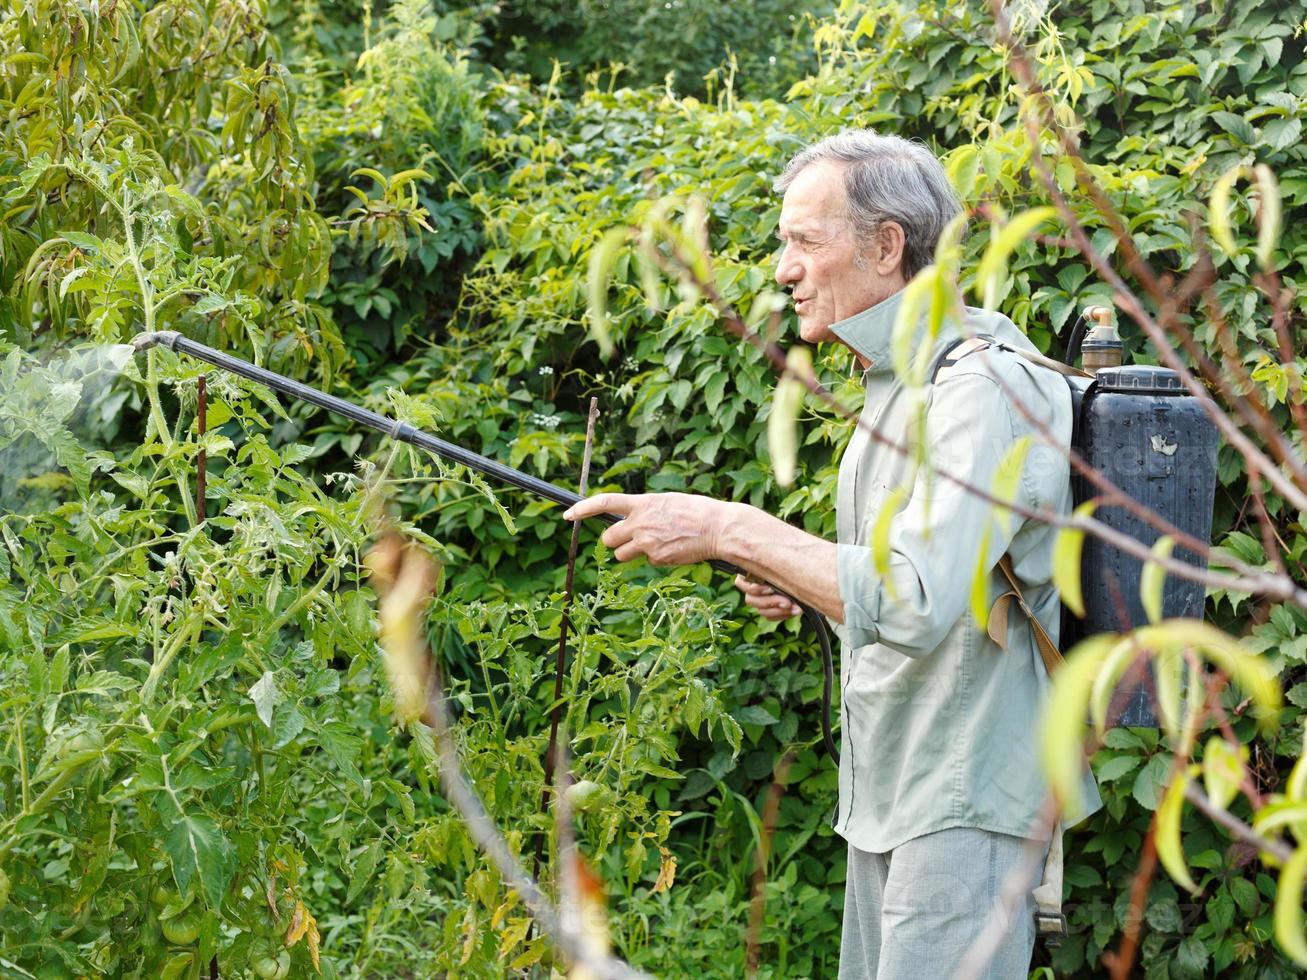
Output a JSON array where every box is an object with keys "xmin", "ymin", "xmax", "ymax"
[{"xmin": 798, "ymin": 318, "xmax": 834, "ymax": 344}]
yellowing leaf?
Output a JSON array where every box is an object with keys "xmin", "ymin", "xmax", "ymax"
[
  {"xmin": 1209, "ymin": 164, "xmax": 1245, "ymax": 259},
  {"xmin": 1053, "ymin": 501, "xmax": 1097, "ymax": 618},
  {"xmin": 586, "ymin": 227, "xmax": 629, "ymax": 358},
  {"xmin": 891, "ymin": 265, "xmax": 938, "ymax": 384},
  {"xmin": 1202, "ymin": 736, "xmax": 1247, "ymax": 811},
  {"xmin": 1288, "ymin": 755, "xmax": 1307, "ymax": 802},
  {"xmin": 975, "ymin": 207, "xmax": 1057, "ymax": 309},
  {"xmin": 1141, "ymin": 535, "xmax": 1174, "ymax": 625},
  {"xmin": 991, "ymin": 436, "xmax": 1032, "ymax": 534},
  {"xmin": 1038, "ymin": 634, "xmax": 1117, "ymax": 819},
  {"xmin": 1254, "ymin": 800, "xmax": 1307, "ymax": 845},
  {"xmin": 970, "ymin": 523, "xmax": 994, "ymax": 630},
  {"xmin": 1154, "ymin": 646, "xmax": 1183, "ymax": 741},
  {"xmin": 872, "ymin": 488, "xmax": 908, "ymax": 598},
  {"xmin": 1254, "ymin": 163, "xmax": 1281, "ymax": 272},
  {"xmin": 498, "ymin": 915, "xmax": 532, "ymax": 958},
  {"xmin": 1156, "ymin": 764, "xmax": 1199, "ymax": 894},
  {"xmin": 767, "ymin": 347, "xmax": 811, "ymax": 487},
  {"xmin": 1275, "ymin": 846, "xmax": 1307, "ymax": 967},
  {"xmin": 1134, "ymin": 620, "xmax": 1281, "ymax": 730},
  {"xmin": 1088, "ymin": 636, "xmax": 1139, "ymax": 735},
  {"xmin": 652, "ymin": 847, "xmax": 677, "ymax": 894}
]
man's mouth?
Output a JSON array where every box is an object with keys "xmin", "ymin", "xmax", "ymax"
[{"xmin": 793, "ymin": 296, "xmax": 812, "ymax": 315}]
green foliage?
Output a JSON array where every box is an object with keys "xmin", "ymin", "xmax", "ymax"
[
  {"xmin": 290, "ymin": 0, "xmax": 487, "ymax": 366},
  {"xmin": 482, "ymin": 0, "xmax": 832, "ymax": 99},
  {"xmin": 4, "ymin": 0, "xmax": 1307, "ymax": 976}
]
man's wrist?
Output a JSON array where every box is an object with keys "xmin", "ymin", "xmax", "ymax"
[{"xmin": 713, "ymin": 501, "xmax": 753, "ymax": 565}]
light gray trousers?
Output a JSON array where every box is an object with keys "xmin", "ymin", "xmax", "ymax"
[{"xmin": 837, "ymin": 827, "xmax": 1050, "ymax": 980}]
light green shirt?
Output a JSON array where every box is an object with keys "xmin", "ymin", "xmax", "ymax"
[{"xmin": 829, "ymin": 289, "xmax": 1102, "ymax": 853}]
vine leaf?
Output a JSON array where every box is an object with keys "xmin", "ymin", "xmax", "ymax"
[{"xmin": 163, "ymin": 812, "xmax": 235, "ymax": 910}]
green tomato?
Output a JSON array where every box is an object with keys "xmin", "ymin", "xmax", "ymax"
[
  {"xmin": 251, "ymin": 950, "xmax": 291, "ymax": 980},
  {"xmin": 59, "ymin": 731, "xmax": 102, "ymax": 757},
  {"xmin": 150, "ymin": 882, "xmax": 174, "ymax": 909},
  {"xmin": 564, "ymin": 779, "xmax": 608, "ymax": 813},
  {"xmin": 162, "ymin": 910, "xmax": 201, "ymax": 946}
]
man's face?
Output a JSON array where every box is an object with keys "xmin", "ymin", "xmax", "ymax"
[{"xmin": 774, "ymin": 159, "xmax": 898, "ymax": 345}]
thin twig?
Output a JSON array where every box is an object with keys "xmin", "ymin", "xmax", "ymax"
[
  {"xmin": 194, "ymin": 374, "xmax": 207, "ymax": 525},
  {"xmin": 1103, "ymin": 809, "xmax": 1159, "ymax": 980},
  {"xmin": 533, "ymin": 398, "xmax": 601, "ymax": 882},
  {"xmin": 745, "ymin": 750, "xmax": 794, "ymax": 977},
  {"xmin": 1184, "ymin": 782, "xmax": 1293, "ymax": 864}
]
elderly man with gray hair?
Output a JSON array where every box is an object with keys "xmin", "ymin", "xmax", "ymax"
[{"xmin": 566, "ymin": 128, "xmax": 1101, "ymax": 977}]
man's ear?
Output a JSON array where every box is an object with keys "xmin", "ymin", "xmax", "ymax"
[{"xmin": 874, "ymin": 221, "xmax": 907, "ymax": 276}]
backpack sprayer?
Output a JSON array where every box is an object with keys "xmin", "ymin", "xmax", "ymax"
[
  {"xmin": 129, "ymin": 329, "xmax": 841, "ymax": 760},
  {"xmin": 935, "ymin": 305, "xmax": 1221, "ymax": 727}
]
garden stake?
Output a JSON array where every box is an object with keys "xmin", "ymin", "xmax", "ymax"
[
  {"xmin": 130, "ymin": 329, "xmax": 841, "ymax": 763},
  {"xmin": 532, "ymin": 397, "xmax": 600, "ymax": 889},
  {"xmin": 195, "ymin": 374, "xmax": 207, "ymax": 525}
]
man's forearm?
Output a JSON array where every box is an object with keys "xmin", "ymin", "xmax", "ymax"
[{"xmin": 715, "ymin": 502, "xmax": 843, "ymax": 621}]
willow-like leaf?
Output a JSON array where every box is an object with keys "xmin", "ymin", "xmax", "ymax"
[
  {"xmin": 1202, "ymin": 736, "xmax": 1246, "ymax": 811},
  {"xmin": 1088, "ymin": 636, "xmax": 1138, "ymax": 736},
  {"xmin": 1155, "ymin": 645, "xmax": 1183, "ymax": 741},
  {"xmin": 891, "ymin": 266, "xmax": 937, "ymax": 385},
  {"xmin": 1134, "ymin": 620, "xmax": 1281, "ymax": 731},
  {"xmin": 872, "ymin": 488, "xmax": 908, "ymax": 600},
  {"xmin": 1038, "ymin": 633, "xmax": 1117, "ymax": 818},
  {"xmin": 1254, "ymin": 800, "xmax": 1307, "ymax": 846},
  {"xmin": 975, "ymin": 207, "xmax": 1057, "ymax": 310},
  {"xmin": 1254, "ymin": 163, "xmax": 1282, "ymax": 272},
  {"xmin": 1289, "ymin": 755, "xmax": 1307, "ymax": 802},
  {"xmin": 586, "ymin": 227, "xmax": 629, "ymax": 358},
  {"xmin": 767, "ymin": 347, "xmax": 811, "ymax": 488},
  {"xmin": 1053, "ymin": 500, "xmax": 1097, "ymax": 618},
  {"xmin": 1141, "ymin": 535, "xmax": 1174, "ymax": 625},
  {"xmin": 1274, "ymin": 846, "xmax": 1307, "ymax": 967},
  {"xmin": 991, "ymin": 436, "xmax": 1031, "ymax": 535},
  {"xmin": 970, "ymin": 522, "xmax": 994, "ymax": 631},
  {"xmin": 1209, "ymin": 164, "xmax": 1244, "ymax": 259},
  {"xmin": 1156, "ymin": 764, "xmax": 1199, "ymax": 894}
]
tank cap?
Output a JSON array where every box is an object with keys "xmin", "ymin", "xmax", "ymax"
[{"xmin": 1094, "ymin": 365, "xmax": 1186, "ymax": 394}]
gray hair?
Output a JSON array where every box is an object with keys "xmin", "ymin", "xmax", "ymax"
[{"xmin": 774, "ymin": 129, "xmax": 962, "ymax": 280}]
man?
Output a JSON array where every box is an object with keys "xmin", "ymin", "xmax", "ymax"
[{"xmin": 564, "ymin": 129, "xmax": 1101, "ymax": 978}]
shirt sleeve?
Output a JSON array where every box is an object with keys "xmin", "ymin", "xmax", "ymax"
[{"xmin": 837, "ymin": 370, "xmax": 1040, "ymax": 657}]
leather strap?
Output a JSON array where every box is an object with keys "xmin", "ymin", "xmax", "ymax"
[{"xmin": 987, "ymin": 554, "xmax": 1065, "ymax": 676}]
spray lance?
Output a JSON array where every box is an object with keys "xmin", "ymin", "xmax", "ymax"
[{"xmin": 131, "ymin": 330, "xmax": 841, "ymax": 763}]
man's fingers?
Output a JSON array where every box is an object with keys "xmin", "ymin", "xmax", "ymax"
[
  {"xmin": 601, "ymin": 520, "xmax": 635, "ymax": 552},
  {"xmin": 742, "ymin": 590, "xmax": 800, "ymax": 618},
  {"xmin": 734, "ymin": 573, "xmax": 776, "ymax": 597},
  {"xmin": 563, "ymin": 493, "xmax": 634, "ymax": 522}
]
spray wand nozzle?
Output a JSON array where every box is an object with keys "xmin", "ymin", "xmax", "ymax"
[{"xmin": 130, "ymin": 330, "xmax": 180, "ymax": 353}]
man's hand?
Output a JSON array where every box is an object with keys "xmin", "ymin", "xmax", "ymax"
[
  {"xmin": 563, "ymin": 492, "xmax": 729, "ymax": 567},
  {"xmin": 734, "ymin": 574, "xmax": 802, "ymax": 621}
]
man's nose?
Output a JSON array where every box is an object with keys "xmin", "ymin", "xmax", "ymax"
[{"xmin": 774, "ymin": 246, "xmax": 800, "ymax": 286}]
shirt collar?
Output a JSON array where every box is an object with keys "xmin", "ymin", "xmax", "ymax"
[
  {"xmin": 828, "ymin": 287, "xmax": 961, "ymax": 377},
  {"xmin": 827, "ymin": 289, "xmax": 906, "ymax": 375}
]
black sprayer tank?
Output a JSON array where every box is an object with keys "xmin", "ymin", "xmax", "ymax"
[{"xmin": 1066, "ymin": 365, "xmax": 1220, "ymax": 726}]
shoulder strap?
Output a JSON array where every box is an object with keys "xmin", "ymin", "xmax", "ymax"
[
  {"xmin": 930, "ymin": 335, "xmax": 996, "ymax": 384},
  {"xmin": 987, "ymin": 554, "xmax": 1064, "ymax": 676}
]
